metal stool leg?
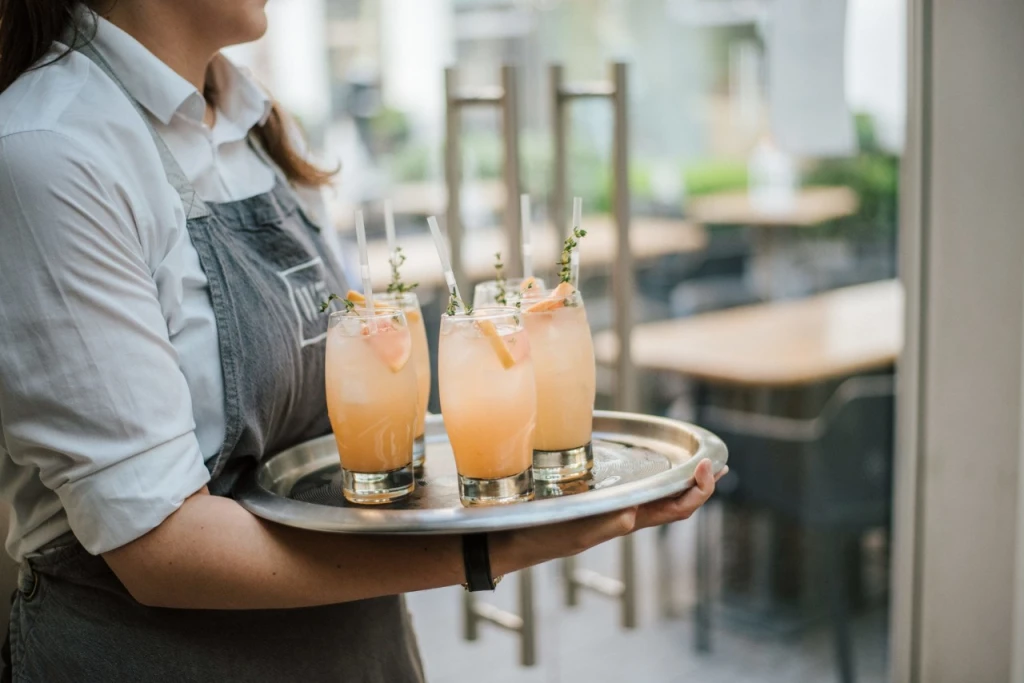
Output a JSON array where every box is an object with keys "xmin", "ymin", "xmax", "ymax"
[
  {"xmin": 825, "ymin": 533, "xmax": 855, "ymax": 683},
  {"xmin": 621, "ymin": 533, "xmax": 637, "ymax": 628},
  {"xmin": 562, "ymin": 536, "xmax": 638, "ymax": 629},
  {"xmin": 563, "ymin": 555, "xmax": 579, "ymax": 606},
  {"xmin": 695, "ymin": 505, "xmax": 712, "ymax": 652},
  {"xmin": 656, "ymin": 524, "xmax": 677, "ymax": 619},
  {"xmin": 462, "ymin": 568, "xmax": 537, "ymax": 667}
]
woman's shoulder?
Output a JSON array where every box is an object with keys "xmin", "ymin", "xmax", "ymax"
[
  {"xmin": 0, "ymin": 44, "xmax": 159, "ymax": 177},
  {"xmin": 0, "ymin": 44, "xmax": 186, "ymax": 262}
]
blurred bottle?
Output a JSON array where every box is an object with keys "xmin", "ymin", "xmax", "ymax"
[{"xmin": 748, "ymin": 136, "xmax": 796, "ymax": 214}]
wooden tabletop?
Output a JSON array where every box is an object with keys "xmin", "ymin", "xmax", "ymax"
[
  {"xmin": 687, "ymin": 186, "xmax": 859, "ymax": 227},
  {"xmin": 365, "ymin": 215, "xmax": 708, "ymax": 290},
  {"xmin": 593, "ymin": 280, "xmax": 902, "ymax": 387}
]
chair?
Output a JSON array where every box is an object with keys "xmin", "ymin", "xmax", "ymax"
[{"xmin": 695, "ymin": 375, "xmax": 894, "ymax": 683}]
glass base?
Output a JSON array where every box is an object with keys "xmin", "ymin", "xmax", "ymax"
[
  {"xmin": 341, "ymin": 464, "xmax": 415, "ymax": 505},
  {"xmin": 413, "ymin": 434, "xmax": 425, "ymax": 470},
  {"xmin": 532, "ymin": 442, "xmax": 594, "ymax": 482},
  {"xmin": 458, "ymin": 468, "xmax": 534, "ymax": 506},
  {"xmin": 536, "ymin": 477, "xmax": 592, "ymax": 499}
]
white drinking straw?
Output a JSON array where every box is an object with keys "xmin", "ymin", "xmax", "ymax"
[
  {"xmin": 384, "ymin": 199, "xmax": 398, "ymax": 265},
  {"xmin": 520, "ymin": 193, "xmax": 533, "ymax": 280},
  {"xmin": 570, "ymin": 196, "xmax": 583, "ymax": 289},
  {"xmin": 427, "ymin": 216, "xmax": 465, "ymax": 313},
  {"xmin": 354, "ymin": 210, "xmax": 376, "ymax": 329}
]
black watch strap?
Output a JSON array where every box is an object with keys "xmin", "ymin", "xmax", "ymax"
[{"xmin": 461, "ymin": 533, "xmax": 495, "ymax": 592}]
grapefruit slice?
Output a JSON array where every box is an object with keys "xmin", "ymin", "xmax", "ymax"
[
  {"xmin": 519, "ymin": 277, "xmax": 539, "ymax": 293},
  {"xmin": 362, "ymin": 321, "xmax": 412, "ymax": 372},
  {"xmin": 405, "ymin": 308, "xmax": 422, "ymax": 325},
  {"xmin": 346, "ymin": 289, "xmax": 366, "ymax": 304},
  {"xmin": 525, "ymin": 282, "xmax": 576, "ymax": 313},
  {"xmin": 476, "ymin": 320, "xmax": 516, "ymax": 369}
]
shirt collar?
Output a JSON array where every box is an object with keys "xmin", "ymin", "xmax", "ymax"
[{"xmin": 78, "ymin": 8, "xmax": 271, "ymax": 130}]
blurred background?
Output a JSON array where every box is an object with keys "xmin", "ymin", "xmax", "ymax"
[{"xmin": 224, "ymin": 1, "xmax": 904, "ymax": 682}]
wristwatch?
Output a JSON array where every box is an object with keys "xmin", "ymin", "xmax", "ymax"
[{"xmin": 461, "ymin": 533, "xmax": 503, "ymax": 591}]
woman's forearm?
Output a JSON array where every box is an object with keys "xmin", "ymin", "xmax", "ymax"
[
  {"xmin": 103, "ymin": 489, "xmax": 485, "ymax": 609},
  {"xmin": 102, "ymin": 459, "xmax": 717, "ymax": 611}
]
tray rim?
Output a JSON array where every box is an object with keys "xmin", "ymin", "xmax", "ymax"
[{"xmin": 236, "ymin": 410, "xmax": 728, "ymax": 535}]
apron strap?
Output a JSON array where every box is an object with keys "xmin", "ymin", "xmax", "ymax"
[
  {"xmin": 246, "ymin": 136, "xmax": 325, "ymax": 233},
  {"xmin": 67, "ymin": 29, "xmax": 211, "ymax": 222}
]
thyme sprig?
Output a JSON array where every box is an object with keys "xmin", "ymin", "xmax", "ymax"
[
  {"xmin": 558, "ymin": 227, "xmax": 588, "ymax": 284},
  {"xmin": 493, "ymin": 251, "xmax": 508, "ymax": 305},
  {"xmin": 387, "ymin": 247, "xmax": 419, "ymax": 295},
  {"xmin": 320, "ymin": 294, "xmax": 356, "ymax": 314},
  {"xmin": 445, "ymin": 290, "xmax": 472, "ymax": 316}
]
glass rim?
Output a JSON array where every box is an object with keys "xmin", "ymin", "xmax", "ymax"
[
  {"xmin": 328, "ymin": 306, "xmax": 407, "ymax": 324},
  {"xmin": 441, "ymin": 305, "xmax": 521, "ymax": 323},
  {"xmin": 475, "ymin": 277, "xmax": 545, "ymax": 288},
  {"xmin": 525, "ymin": 285, "xmax": 583, "ymax": 298}
]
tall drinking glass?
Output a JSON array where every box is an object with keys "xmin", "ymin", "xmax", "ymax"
[
  {"xmin": 326, "ymin": 307, "xmax": 417, "ymax": 504},
  {"xmin": 374, "ymin": 292, "xmax": 430, "ymax": 469},
  {"xmin": 522, "ymin": 283, "xmax": 597, "ymax": 482},
  {"xmin": 473, "ymin": 277, "xmax": 547, "ymax": 309},
  {"xmin": 439, "ymin": 308, "xmax": 536, "ymax": 505}
]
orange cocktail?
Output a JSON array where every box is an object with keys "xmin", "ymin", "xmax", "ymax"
[
  {"xmin": 325, "ymin": 307, "xmax": 417, "ymax": 504},
  {"xmin": 522, "ymin": 282, "xmax": 597, "ymax": 481},
  {"xmin": 374, "ymin": 292, "xmax": 430, "ymax": 468},
  {"xmin": 438, "ymin": 307, "xmax": 535, "ymax": 505}
]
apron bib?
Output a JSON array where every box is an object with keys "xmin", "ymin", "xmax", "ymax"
[{"xmin": 4, "ymin": 41, "xmax": 425, "ymax": 683}]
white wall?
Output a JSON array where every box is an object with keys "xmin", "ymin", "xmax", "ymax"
[{"xmin": 893, "ymin": 0, "xmax": 1024, "ymax": 680}]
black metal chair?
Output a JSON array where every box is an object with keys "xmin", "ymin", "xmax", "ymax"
[{"xmin": 695, "ymin": 375, "xmax": 895, "ymax": 683}]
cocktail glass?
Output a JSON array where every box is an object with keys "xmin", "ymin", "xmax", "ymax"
[
  {"xmin": 374, "ymin": 292, "xmax": 430, "ymax": 470},
  {"xmin": 521, "ymin": 282, "xmax": 596, "ymax": 482},
  {"xmin": 326, "ymin": 307, "xmax": 417, "ymax": 504},
  {"xmin": 439, "ymin": 307, "xmax": 536, "ymax": 505}
]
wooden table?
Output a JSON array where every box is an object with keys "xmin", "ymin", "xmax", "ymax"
[
  {"xmin": 362, "ymin": 215, "xmax": 708, "ymax": 290},
  {"xmin": 593, "ymin": 279, "xmax": 902, "ymax": 387},
  {"xmin": 688, "ymin": 187, "xmax": 861, "ymax": 300},
  {"xmin": 597, "ymin": 279, "xmax": 901, "ymax": 657},
  {"xmin": 687, "ymin": 187, "xmax": 859, "ymax": 228}
]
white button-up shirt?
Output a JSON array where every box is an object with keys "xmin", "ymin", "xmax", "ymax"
[{"xmin": 0, "ymin": 10, "xmax": 337, "ymax": 561}]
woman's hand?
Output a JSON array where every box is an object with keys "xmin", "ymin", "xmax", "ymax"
[{"xmin": 492, "ymin": 458, "xmax": 724, "ymax": 575}]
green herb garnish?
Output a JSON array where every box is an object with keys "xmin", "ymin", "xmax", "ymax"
[
  {"xmin": 446, "ymin": 291, "xmax": 472, "ymax": 316},
  {"xmin": 386, "ymin": 247, "xmax": 419, "ymax": 295},
  {"xmin": 320, "ymin": 294, "xmax": 356, "ymax": 314},
  {"xmin": 493, "ymin": 251, "xmax": 508, "ymax": 305},
  {"xmin": 558, "ymin": 227, "xmax": 587, "ymax": 284}
]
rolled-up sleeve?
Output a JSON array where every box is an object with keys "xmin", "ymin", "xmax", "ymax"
[{"xmin": 0, "ymin": 130, "xmax": 210, "ymax": 554}]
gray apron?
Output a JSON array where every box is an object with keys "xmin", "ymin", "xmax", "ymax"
[{"xmin": 3, "ymin": 42, "xmax": 425, "ymax": 683}]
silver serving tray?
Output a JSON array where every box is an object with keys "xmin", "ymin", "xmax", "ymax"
[{"xmin": 236, "ymin": 411, "xmax": 728, "ymax": 534}]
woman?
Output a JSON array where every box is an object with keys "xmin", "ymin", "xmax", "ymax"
[{"xmin": 0, "ymin": 1, "xmax": 719, "ymax": 681}]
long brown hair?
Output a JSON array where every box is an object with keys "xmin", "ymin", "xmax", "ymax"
[{"xmin": 0, "ymin": 0, "xmax": 335, "ymax": 187}]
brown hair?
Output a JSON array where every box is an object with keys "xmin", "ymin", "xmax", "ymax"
[{"xmin": 0, "ymin": 0, "xmax": 335, "ymax": 187}]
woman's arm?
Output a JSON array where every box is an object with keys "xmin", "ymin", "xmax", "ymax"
[{"xmin": 103, "ymin": 460, "xmax": 720, "ymax": 610}]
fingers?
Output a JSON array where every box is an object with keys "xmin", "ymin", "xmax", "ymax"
[
  {"xmin": 508, "ymin": 460, "xmax": 728, "ymax": 568},
  {"xmin": 635, "ymin": 459, "xmax": 718, "ymax": 530},
  {"xmin": 694, "ymin": 458, "xmax": 715, "ymax": 494}
]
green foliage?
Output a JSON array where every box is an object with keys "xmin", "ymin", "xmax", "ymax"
[
  {"xmin": 682, "ymin": 160, "xmax": 749, "ymax": 197},
  {"xmin": 803, "ymin": 113, "xmax": 899, "ymax": 239}
]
